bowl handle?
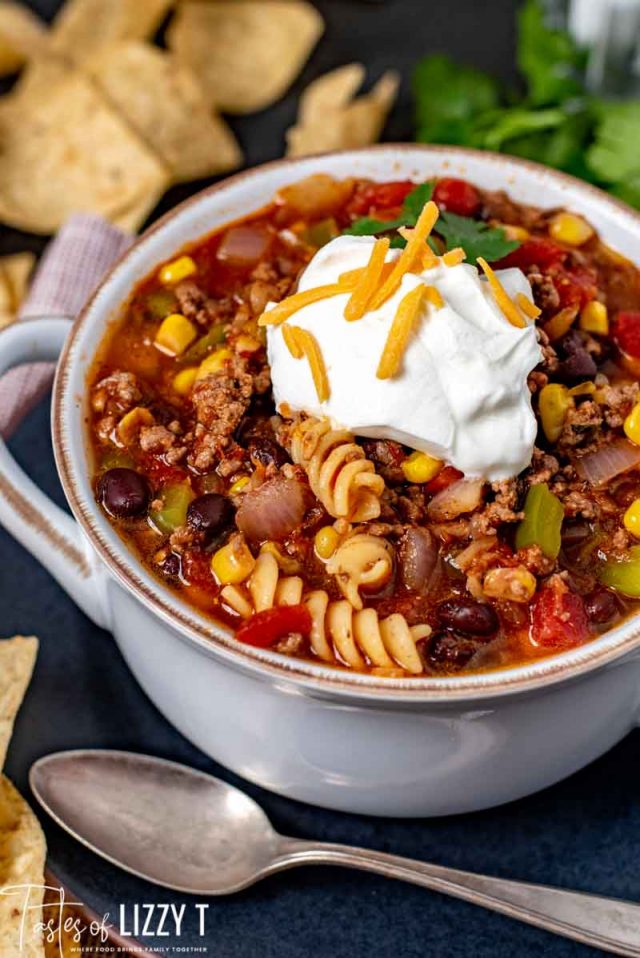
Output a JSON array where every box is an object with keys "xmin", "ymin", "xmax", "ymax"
[{"xmin": 0, "ymin": 318, "xmax": 109, "ymax": 629}]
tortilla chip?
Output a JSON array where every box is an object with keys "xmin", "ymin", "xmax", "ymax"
[
  {"xmin": 14, "ymin": 53, "xmax": 72, "ymax": 102},
  {"xmin": 286, "ymin": 68, "xmax": 400, "ymax": 157},
  {"xmin": 111, "ymin": 183, "xmax": 167, "ymax": 233},
  {"xmin": 0, "ymin": 637, "xmax": 38, "ymax": 771},
  {"xmin": 0, "ymin": 2, "xmax": 48, "ymax": 77},
  {"xmin": 298, "ymin": 63, "xmax": 365, "ymax": 125},
  {"xmin": 167, "ymin": 1, "xmax": 324, "ymax": 114},
  {"xmin": 51, "ymin": 0, "xmax": 171, "ymax": 63},
  {"xmin": 0, "ymin": 74, "xmax": 170, "ymax": 234},
  {"xmin": 0, "ymin": 253, "xmax": 35, "ymax": 331},
  {"xmin": 0, "ymin": 776, "xmax": 46, "ymax": 958},
  {"xmin": 89, "ymin": 41, "xmax": 242, "ymax": 183}
]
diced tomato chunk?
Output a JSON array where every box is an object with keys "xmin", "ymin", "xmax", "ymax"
[
  {"xmin": 182, "ymin": 550, "xmax": 214, "ymax": 591},
  {"xmin": 346, "ymin": 180, "xmax": 415, "ymax": 218},
  {"xmin": 497, "ymin": 237, "xmax": 567, "ymax": 270},
  {"xmin": 236, "ymin": 604, "xmax": 312, "ymax": 648},
  {"xmin": 530, "ymin": 577, "xmax": 590, "ymax": 650},
  {"xmin": 433, "ymin": 178, "xmax": 480, "ymax": 217},
  {"xmin": 614, "ymin": 310, "xmax": 640, "ymax": 360},
  {"xmin": 425, "ymin": 466, "xmax": 464, "ymax": 496},
  {"xmin": 554, "ymin": 264, "xmax": 598, "ymax": 311},
  {"xmin": 139, "ymin": 453, "xmax": 188, "ymax": 487}
]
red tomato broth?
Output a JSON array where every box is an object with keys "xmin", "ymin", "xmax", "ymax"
[{"xmin": 87, "ymin": 174, "xmax": 640, "ymax": 678}]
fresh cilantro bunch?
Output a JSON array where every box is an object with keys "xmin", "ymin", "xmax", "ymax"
[
  {"xmin": 344, "ymin": 182, "xmax": 519, "ymax": 263},
  {"xmin": 413, "ymin": 0, "xmax": 640, "ymax": 206}
]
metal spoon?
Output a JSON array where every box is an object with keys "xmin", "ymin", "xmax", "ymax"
[{"xmin": 30, "ymin": 750, "xmax": 640, "ymax": 956}]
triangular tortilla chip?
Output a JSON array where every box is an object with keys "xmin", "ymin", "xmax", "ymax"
[
  {"xmin": 51, "ymin": 0, "xmax": 171, "ymax": 63},
  {"xmin": 0, "ymin": 637, "xmax": 38, "ymax": 771},
  {"xmin": 0, "ymin": 776, "xmax": 46, "ymax": 958},
  {"xmin": 89, "ymin": 41, "xmax": 242, "ymax": 183},
  {"xmin": 167, "ymin": 1, "xmax": 324, "ymax": 114}
]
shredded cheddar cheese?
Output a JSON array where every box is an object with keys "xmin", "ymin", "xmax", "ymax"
[
  {"xmin": 477, "ymin": 257, "xmax": 526, "ymax": 329},
  {"xmin": 282, "ymin": 323, "xmax": 303, "ymax": 358},
  {"xmin": 442, "ymin": 247, "xmax": 466, "ymax": 267},
  {"xmin": 424, "ymin": 285, "xmax": 444, "ymax": 309},
  {"xmin": 515, "ymin": 292, "xmax": 541, "ymax": 320},
  {"xmin": 258, "ymin": 279, "xmax": 356, "ymax": 327},
  {"xmin": 369, "ymin": 201, "xmax": 439, "ymax": 311},
  {"xmin": 420, "ymin": 246, "xmax": 439, "ymax": 270},
  {"xmin": 296, "ymin": 327, "xmax": 330, "ymax": 402},
  {"xmin": 344, "ymin": 237, "xmax": 390, "ymax": 321},
  {"xmin": 377, "ymin": 285, "xmax": 425, "ymax": 380}
]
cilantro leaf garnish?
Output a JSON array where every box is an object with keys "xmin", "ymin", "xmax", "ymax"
[
  {"xmin": 413, "ymin": 54, "xmax": 499, "ymax": 145},
  {"xmin": 343, "ymin": 181, "xmax": 435, "ymax": 240},
  {"xmin": 435, "ymin": 212, "xmax": 519, "ymax": 265},
  {"xmin": 586, "ymin": 101, "xmax": 640, "ymax": 185},
  {"xmin": 517, "ymin": 0, "xmax": 587, "ymax": 107}
]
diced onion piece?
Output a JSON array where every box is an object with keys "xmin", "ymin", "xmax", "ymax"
[
  {"xmin": 427, "ymin": 478, "xmax": 485, "ymax": 521},
  {"xmin": 575, "ymin": 438, "xmax": 640, "ymax": 487},
  {"xmin": 277, "ymin": 174, "xmax": 354, "ymax": 218},
  {"xmin": 217, "ymin": 224, "xmax": 272, "ymax": 267}
]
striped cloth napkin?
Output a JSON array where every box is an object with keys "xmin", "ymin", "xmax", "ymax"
[{"xmin": 0, "ymin": 214, "xmax": 132, "ymax": 439}]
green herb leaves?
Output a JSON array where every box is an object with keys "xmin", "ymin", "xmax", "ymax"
[
  {"xmin": 343, "ymin": 181, "xmax": 434, "ymax": 238},
  {"xmin": 436, "ymin": 212, "xmax": 519, "ymax": 264},
  {"xmin": 344, "ymin": 182, "xmax": 519, "ymax": 264},
  {"xmin": 413, "ymin": 54, "xmax": 499, "ymax": 145},
  {"xmin": 517, "ymin": 0, "xmax": 587, "ymax": 107},
  {"xmin": 412, "ymin": 0, "xmax": 640, "ymax": 208}
]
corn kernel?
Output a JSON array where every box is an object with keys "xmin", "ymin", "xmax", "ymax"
[
  {"xmin": 315, "ymin": 526, "xmax": 339, "ymax": 560},
  {"xmin": 402, "ymin": 451, "xmax": 443, "ymax": 484},
  {"xmin": 172, "ymin": 366, "xmax": 198, "ymax": 396},
  {"xmin": 234, "ymin": 334, "xmax": 261, "ymax": 354},
  {"xmin": 539, "ymin": 383, "xmax": 570, "ymax": 443},
  {"xmin": 211, "ymin": 535, "xmax": 255, "ymax": 585},
  {"xmin": 579, "ymin": 300, "xmax": 609, "ymax": 335},
  {"xmin": 159, "ymin": 255, "xmax": 197, "ymax": 285},
  {"xmin": 154, "ymin": 313, "xmax": 197, "ymax": 356},
  {"xmin": 229, "ymin": 475, "xmax": 250, "ymax": 495},
  {"xmin": 624, "ymin": 499, "xmax": 640, "ymax": 538},
  {"xmin": 624, "ymin": 403, "xmax": 640, "ymax": 445},
  {"xmin": 196, "ymin": 347, "xmax": 232, "ymax": 380},
  {"xmin": 117, "ymin": 406, "xmax": 154, "ymax": 444},
  {"xmin": 501, "ymin": 223, "xmax": 530, "ymax": 242},
  {"xmin": 483, "ymin": 566, "xmax": 537, "ymax": 602},
  {"xmin": 260, "ymin": 542, "xmax": 301, "ymax": 574},
  {"xmin": 549, "ymin": 212, "xmax": 594, "ymax": 247}
]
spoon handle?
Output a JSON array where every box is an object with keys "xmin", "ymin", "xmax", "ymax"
[{"xmin": 274, "ymin": 839, "xmax": 640, "ymax": 956}]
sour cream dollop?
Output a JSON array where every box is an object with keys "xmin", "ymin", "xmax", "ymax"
[{"xmin": 267, "ymin": 236, "xmax": 543, "ymax": 481}]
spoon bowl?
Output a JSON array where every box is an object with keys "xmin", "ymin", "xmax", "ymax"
[
  {"xmin": 30, "ymin": 750, "xmax": 283, "ymax": 894},
  {"xmin": 30, "ymin": 750, "xmax": 640, "ymax": 956}
]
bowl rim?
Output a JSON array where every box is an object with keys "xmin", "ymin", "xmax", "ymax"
[{"xmin": 52, "ymin": 143, "xmax": 640, "ymax": 704}]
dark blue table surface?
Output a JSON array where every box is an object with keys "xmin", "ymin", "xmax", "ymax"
[{"xmin": 3, "ymin": 1, "xmax": 640, "ymax": 955}]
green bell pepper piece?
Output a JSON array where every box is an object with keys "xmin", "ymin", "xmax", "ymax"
[
  {"xmin": 182, "ymin": 325, "xmax": 226, "ymax": 364},
  {"xmin": 514, "ymin": 482, "xmax": 564, "ymax": 559},
  {"xmin": 599, "ymin": 558, "xmax": 640, "ymax": 597},
  {"xmin": 150, "ymin": 483, "xmax": 194, "ymax": 534},
  {"xmin": 146, "ymin": 289, "xmax": 177, "ymax": 319}
]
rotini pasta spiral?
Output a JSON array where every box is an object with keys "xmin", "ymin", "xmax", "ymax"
[
  {"xmin": 325, "ymin": 533, "xmax": 393, "ymax": 610},
  {"xmin": 221, "ymin": 551, "xmax": 431, "ymax": 674},
  {"xmin": 289, "ymin": 417, "xmax": 385, "ymax": 522}
]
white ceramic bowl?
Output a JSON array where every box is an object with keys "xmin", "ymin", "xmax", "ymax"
[{"xmin": 3, "ymin": 146, "xmax": 640, "ymax": 817}]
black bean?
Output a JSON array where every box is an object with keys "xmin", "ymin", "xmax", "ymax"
[
  {"xmin": 248, "ymin": 437, "xmax": 290, "ymax": 469},
  {"xmin": 584, "ymin": 588, "xmax": 619, "ymax": 626},
  {"xmin": 561, "ymin": 520, "xmax": 592, "ymax": 549},
  {"xmin": 558, "ymin": 330, "xmax": 597, "ymax": 380},
  {"xmin": 160, "ymin": 553, "xmax": 181, "ymax": 577},
  {"xmin": 98, "ymin": 468, "xmax": 149, "ymax": 518},
  {"xmin": 437, "ymin": 598, "xmax": 499, "ymax": 638},
  {"xmin": 419, "ymin": 633, "xmax": 478, "ymax": 672},
  {"xmin": 187, "ymin": 493, "xmax": 234, "ymax": 544}
]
